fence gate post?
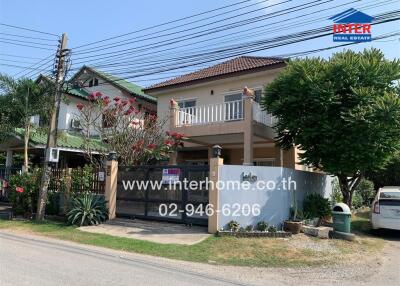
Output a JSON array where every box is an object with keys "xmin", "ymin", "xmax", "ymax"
[
  {"xmin": 208, "ymin": 155, "xmax": 223, "ymax": 234},
  {"xmin": 105, "ymin": 152, "xmax": 118, "ymax": 220}
]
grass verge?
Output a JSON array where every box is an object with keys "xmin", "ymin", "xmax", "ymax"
[{"xmin": 0, "ymin": 218, "xmax": 384, "ymax": 268}]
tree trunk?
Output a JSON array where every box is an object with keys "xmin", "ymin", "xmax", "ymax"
[
  {"xmin": 23, "ymin": 123, "xmax": 30, "ymax": 173},
  {"xmin": 337, "ymin": 173, "xmax": 363, "ymax": 209},
  {"xmin": 338, "ymin": 174, "xmax": 353, "ymax": 208}
]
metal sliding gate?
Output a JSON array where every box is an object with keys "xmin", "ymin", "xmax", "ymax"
[{"xmin": 116, "ymin": 165, "xmax": 209, "ymax": 226}]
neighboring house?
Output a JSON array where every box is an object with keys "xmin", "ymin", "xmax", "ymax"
[
  {"xmin": 145, "ymin": 56, "xmax": 306, "ymax": 169},
  {"xmin": 0, "ymin": 66, "xmax": 156, "ymax": 168}
]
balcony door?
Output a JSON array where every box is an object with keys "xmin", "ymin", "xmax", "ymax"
[{"xmin": 224, "ymin": 93, "xmax": 243, "ymax": 121}]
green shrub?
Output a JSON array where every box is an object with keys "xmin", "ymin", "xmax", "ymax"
[
  {"xmin": 9, "ymin": 169, "xmax": 42, "ymax": 215},
  {"xmin": 352, "ymin": 192, "xmax": 364, "ymax": 210},
  {"xmin": 245, "ymin": 225, "xmax": 253, "ymax": 232},
  {"xmin": 256, "ymin": 221, "xmax": 268, "ymax": 232},
  {"xmin": 227, "ymin": 220, "xmax": 240, "ymax": 232},
  {"xmin": 330, "ymin": 178, "xmax": 343, "ymax": 205},
  {"xmin": 71, "ymin": 165, "xmax": 94, "ymax": 194},
  {"xmin": 355, "ymin": 179, "xmax": 375, "ymax": 206},
  {"xmin": 303, "ymin": 193, "xmax": 331, "ymax": 219},
  {"xmin": 268, "ymin": 225, "xmax": 277, "ymax": 233},
  {"xmin": 67, "ymin": 193, "xmax": 108, "ymax": 226}
]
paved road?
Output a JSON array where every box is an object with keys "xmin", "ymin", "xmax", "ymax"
[
  {"xmin": 0, "ymin": 232, "xmax": 245, "ymax": 286},
  {"xmin": 0, "ymin": 231, "xmax": 399, "ymax": 286}
]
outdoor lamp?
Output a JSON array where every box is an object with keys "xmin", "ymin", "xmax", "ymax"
[
  {"xmin": 212, "ymin": 145, "xmax": 222, "ymax": 158},
  {"xmin": 107, "ymin": 151, "xmax": 117, "ymax": 161}
]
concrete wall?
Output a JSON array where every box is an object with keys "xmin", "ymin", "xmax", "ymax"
[{"xmin": 217, "ymin": 165, "xmax": 333, "ymax": 230}]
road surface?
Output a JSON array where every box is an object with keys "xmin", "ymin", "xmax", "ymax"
[{"xmin": 0, "ymin": 231, "xmax": 399, "ymax": 286}]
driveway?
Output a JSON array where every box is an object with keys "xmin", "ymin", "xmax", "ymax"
[
  {"xmin": 0, "ymin": 231, "xmax": 399, "ymax": 286},
  {"xmin": 78, "ymin": 218, "xmax": 210, "ymax": 245}
]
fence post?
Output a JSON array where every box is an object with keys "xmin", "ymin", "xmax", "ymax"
[
  {"xmin": 105, "ymin": 152, "xmax": 118, "ymax": 220},
  {"xmin": 208, "ymin": 148, "xmax": 224, "ymax": 234}
]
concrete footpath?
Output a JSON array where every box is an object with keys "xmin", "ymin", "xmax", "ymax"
[{"xmin": 78, "ymin": 218, "xmax": 210, "ymax": 245}]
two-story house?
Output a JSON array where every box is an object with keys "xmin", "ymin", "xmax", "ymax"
[
  {"xmin": 145, "ymin": 56, "xmax": 304, "ymax": 169},
  {"xmin": 0, "ymin": 66, "xmax": 156, "ymax": 168}
]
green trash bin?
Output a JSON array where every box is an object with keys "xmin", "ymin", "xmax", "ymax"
[{"xmin": 332, "ymin": 203, "xmax": 351, "ymax": 233}]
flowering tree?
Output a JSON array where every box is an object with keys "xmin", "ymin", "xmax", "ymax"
[{"xmin": 76, "ymin": 91, "xmax": 186, "ymax": 166}]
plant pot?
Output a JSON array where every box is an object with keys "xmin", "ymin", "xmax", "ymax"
[{"xmin": 283, "ymin": 220, "xmax": 303, "ymax": 234}]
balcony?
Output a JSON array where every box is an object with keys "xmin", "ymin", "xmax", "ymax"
[
  {"xmin": 169, "ymin": 97, "xmax": 278, "ymax": 165},
  {"xmin": 174, "ymin": 100, "xmax": 277, "ymax": 127}
]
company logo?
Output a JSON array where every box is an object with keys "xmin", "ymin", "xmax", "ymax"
[{"xmin": 330, "ymin": 8, "xmax": 374, "ymax": 42}]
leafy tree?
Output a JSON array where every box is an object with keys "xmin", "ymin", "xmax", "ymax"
[
  {"xmin": 366, "ymin": 156, "xmax": 400, "ymax": 188},
  {"xmin": 76, "ymin": 91, "xmax": 186, "ymax": 166},
  {"xmin": 262, "ymin": 49, "xmax": 400, "ymax": 207},
  {"xmin": 0, "ymin": 74, "xmax": 53, "ymax": 171}
]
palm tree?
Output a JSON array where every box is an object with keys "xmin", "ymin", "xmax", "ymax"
[{"xmin": 0, "ymin": 74, "xmax": 52, "ymax": 171}]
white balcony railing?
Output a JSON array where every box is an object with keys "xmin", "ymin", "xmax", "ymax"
[
  {"xmin": 175, "ymin": 100, "xmax": 277, "ymax": 127},
  {"xmin": 176, "ymin": 100, "xmax": 243, "ymax": 126},
  {"xmin": 252, "ymin": 101, "xmax": 277, "ymax": 127}
]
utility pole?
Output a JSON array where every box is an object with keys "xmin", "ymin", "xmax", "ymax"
[{"xmin": 36, "ymin": 33, "xmax": 69, "ymax": 220}]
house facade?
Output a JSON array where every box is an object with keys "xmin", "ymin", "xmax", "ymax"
[
  {"xmin": 145, "ymin": 56, "xmax": 306, "ymax": 170},
  {"xmin": 0, "ymin": 66, "xmax": 156, "ymax": 168}
]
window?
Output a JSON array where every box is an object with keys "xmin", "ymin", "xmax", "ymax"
[
  {"xmin": 224, "ymin": 93, "xmax": 243, "ymax": 120},
  {"xmin": 178, "ymin": 99, "xmax": 196, "ymax": 109},
  {"xmin": 253, "ymin": 159, "xmax": 275, "ymax": 166},
  {"xmin": 254, "ymin": 89, "xmax": 262, "ymax": 103},
  {"xmin": 88, "ymin": 78, "xmax": 99, "ymax": 87}
]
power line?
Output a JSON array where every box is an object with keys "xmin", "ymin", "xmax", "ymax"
[
  {"xmin": 71, "ymin": 0, "xmax": 332, "ymax": 62},
  {"xmin": 0, "ymin": 22, "xmax": 59, "ymax": 37},
  {"xmin": 73, "ymin": 0, "xmax": 276, "ymax": 53},
  {"xmin": 83, "ymin": 0, "xmax": 384, "ymax": 71},
  {"xmin": 0, "ymin": 39, "xmax": 55, "ymax": 50},
  {"xmin": 72, "ymin": 14, "xmax": 399, "ymax": 89},
  {"xmin": 0, "ymin": 32, "xmax": 55, "ymax": 41},
  {"xmin": 0, "ymin": 53, "xmax": 44, "ymax": 60},
  {"xmin": 72, "ymin": 0, "xmax": 253, "ymax": 49},
  {"xmin": 70, "ymin": 9, "xmax": 399, "ymax": 77},
  {"xmin": 0, "ymin": 37, "xmax": 57, "ymax": 46}
]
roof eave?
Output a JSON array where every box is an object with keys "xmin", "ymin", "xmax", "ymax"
[{"xmin": 145, "ymin": 62, "xmax": 286, "ymax": 94}]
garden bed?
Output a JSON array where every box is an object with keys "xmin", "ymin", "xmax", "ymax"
[{"xmin": 217, "ymin": 230, "xmax": 291, "ymax": 238}]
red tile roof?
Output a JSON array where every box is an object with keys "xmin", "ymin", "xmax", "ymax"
[{"xmin": 145, "ymin": 56, "xmax": 285, "ymax": 92}]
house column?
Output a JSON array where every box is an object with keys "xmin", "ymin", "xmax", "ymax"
[
  {"xmin": 5, "ymin": 149, "xmax": 13, "ymax": 167},
  {"xmin": 105, "ymin": 152, "xmax": 118, "ymax": 220},
  {"xmin": 169, "ymin": 99, "xmax": 178, "ymax": 165},
  {"xmin": 243, "ymin": 87, "xmax": 254, "ymax": 165},
  {"xmin": 208, "ymin": 152, "xmax": 224, "ymax": 234}
]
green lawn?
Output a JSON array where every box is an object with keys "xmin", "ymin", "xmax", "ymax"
[{"xmin": 0, "ymin": 218, "xmax": 384, "ymax": 268}]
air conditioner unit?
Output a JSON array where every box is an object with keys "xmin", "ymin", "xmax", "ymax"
[
  {"xmin": 47, "ymin": 148, "xmax": 59, "ymax": 163},
  {"xmin": 70, "ymin": 119, "xmax": 82, "ymax": 130},
  {"xmin": 30, "ymin": 115, "xmax": 40, "ymax": 127}
]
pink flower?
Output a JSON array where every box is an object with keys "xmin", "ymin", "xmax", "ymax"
[
  {"xmin": 113, "ymin": 96, "xmax": 121, "ymax": 102},
  {"xmin": 121, "ymin": 100, "xmax": 128, "ymax": 106},
  {"xmin": 125, "ymin": 108, "xmax": 134, "ymax": 116},
  {"xmin": 87, "ymin": 94, "xmax": 95, "ymax": 101},
  {"xmin": 16, "ymin": 187, "xmax": 24, "ymax": 193},
  {"xmin": 147, "ymin": 143, "xmax": 157, "ymax": 150},
  {"xmin": 129, "ymin": 98, "xmax": 136, "ymax": 104},
  {"xmin": 164, "ymin": 140, "xmax": 173, "ymax": 146},
  {"xmin": 76, "ymin": 103, "xmax": 84, "ymax": 110},
  {"xmin": 93, "ymin": 91, "xmax": 102, "ymax": 98}
]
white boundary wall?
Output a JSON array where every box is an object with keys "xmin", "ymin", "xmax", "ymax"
[{"xmin": 217, "ymin": 165, "xmax": 333, "ymax": 230}]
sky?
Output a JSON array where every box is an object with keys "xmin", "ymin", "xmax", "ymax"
[{"xmin": 0, "ymin": 0, "xmax": 399, "ymax": 87}]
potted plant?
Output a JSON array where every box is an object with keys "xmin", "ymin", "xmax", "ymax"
[{"xmin": 283, "ymin": 189, "xmax": 303, "ymax": 234}]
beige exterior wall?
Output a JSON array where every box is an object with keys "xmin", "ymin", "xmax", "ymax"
[{"xmin": 152, "ymin": 67, "xmax": 283, "ymax": 129}]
